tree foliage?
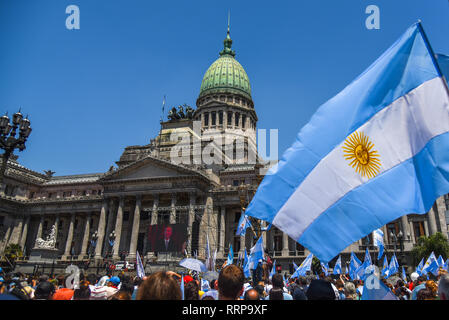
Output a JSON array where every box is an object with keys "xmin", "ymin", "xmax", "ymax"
[
  {"xmin": 4, "ymin": 243, "xmax": 23, "ymax": 262},
  {"xmin": 411, "ymin": 232, "xmax": 449, "ymax": 263}
]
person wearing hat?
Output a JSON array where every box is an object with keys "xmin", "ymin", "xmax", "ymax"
[{"xmin": 107, "ymin": 276, "xmax": 121, "ymax": 289}]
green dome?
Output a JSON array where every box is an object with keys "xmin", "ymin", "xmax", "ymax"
[{"xmin": 199, "ymin": 27, "xmax": 252, "ymax": 100}]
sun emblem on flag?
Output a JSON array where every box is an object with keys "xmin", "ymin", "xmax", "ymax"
[{"xmin": 342, "ymin": 131, "xmax": 381, "ymax": 179}]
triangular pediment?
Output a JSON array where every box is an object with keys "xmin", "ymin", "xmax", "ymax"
[{"xmin": 102, "ymin": 156, "xmax": 207, "ymax": 182}]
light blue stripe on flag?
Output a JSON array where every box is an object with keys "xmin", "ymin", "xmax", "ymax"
[{"xmin": 245, "ymin": 22, "xmax": 449, "ymax": 262}]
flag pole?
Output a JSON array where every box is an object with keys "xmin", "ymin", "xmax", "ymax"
[{"xmin": 417, "ymin": 21, "xmax": 449, "ymax": 97}]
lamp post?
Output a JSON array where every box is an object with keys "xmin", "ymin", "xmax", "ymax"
[{"xmin": 0, "ymin": 110, "xmax": 32, "ymax": 187}]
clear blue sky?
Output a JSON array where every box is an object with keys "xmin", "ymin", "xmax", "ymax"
[{"xmin": 1, "ymin": 0, "xmax": 448, "ymax": 176}]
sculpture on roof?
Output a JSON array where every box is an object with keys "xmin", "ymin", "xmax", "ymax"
[
  {"xmin": 167, "ymin": 104, "xmax": 195, "ymax": 121},
  {"xmin": 44, "ymin": 170, "xmax": 55, "ymax": 177}
]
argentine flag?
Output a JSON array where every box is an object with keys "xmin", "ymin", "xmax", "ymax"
[
  {"xmin": 333, "ymin": 255, "xmax": 342, "ymax": 275},
  {"xmin": 373, "ymin": 229, "xmax": 385, "ymax": 260},
  {"xmin": 248, "ymin": 236, "xmax": 264, "ymax": 270},
  {"xmin": 270, "ymin": 260, "xmax": 277, "ymax": 278},
  {"xmin": 416, "ymin": 258, "xmax": 424, "ymax": 275},
  {"xmin": 381, "ymin": 255, "xmax": 389, "ymax": 278},
  {"xmin": 244, "ymin": 22, "xmax": 449, "ymax": 262},
  {"xmin": 291, "ymin": 253, "xmax": 313, "ymax": 278},
  {"xmin": 226, "ymin": 244, "xmax": 234, "ymax": 266},
  {"xmin": 236, "ymin": 213, "xmax": 252, "ymax": 236},
  {"xmin": 243, "ymin": 249, "xmax": 251, "ymax": 278}
]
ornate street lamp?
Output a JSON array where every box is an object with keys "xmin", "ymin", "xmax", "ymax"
[{"xmin": 0, "ymin": 110, "xmax": 32, "ymax": 185}]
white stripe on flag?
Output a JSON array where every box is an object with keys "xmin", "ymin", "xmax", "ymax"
[{"xmin": 273, "ymin": 77, "xmax": 449, "ymax": 241}]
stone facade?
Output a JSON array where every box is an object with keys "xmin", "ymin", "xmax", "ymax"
[{"xmin": 1, "ymin": 27, "xmax": 449, "ymax": 273}]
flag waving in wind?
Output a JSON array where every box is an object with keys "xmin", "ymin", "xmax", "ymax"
[
  {"xmin": 136, "ymin": 251, "xmax": 145, "ymax": 279},
  {"xmin": 244, "ymin": 22, "xmax": 449, "ymax": 263},
  {"xmin": 236, "ymin": 213, "xmax": 252, "ymax": 236},
  {"xmin": 226, "ymin": 244, "xmax": 234, "ymax": 266},
  {"xmin": 373, "ymin": 229, "xmax": 385, "ymax": 260},
  {"xmin": 333, "ymin": 255, "xmax": 342, "ymax": 275}
]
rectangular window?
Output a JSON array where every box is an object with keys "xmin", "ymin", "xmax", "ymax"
[
  {"xmin": 235, "ymin": 113, "xmax": 240, "ymax": 126},
  {"xmin": 413, "ymin": 221, "xmax": 425, "ymax": 242},
  {"xmin": 242, "ymin": 115, "xmax": 246, "ymax": 128},
  {"xmin": 219, "ymin": 111, "xmax": 223, "ymax": 125},
  {"xmin": 228, "ymin": 112, "xmax": 232, "ymax": 125},
  {"xmin": 204, "ymin": 113, "xmax": 209, "ymax": 126},
  {"xmin": 211, "ymin": 112, "xmax": 216, "ymax": 126}
]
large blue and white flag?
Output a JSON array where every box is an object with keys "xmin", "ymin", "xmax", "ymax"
[
  {"xmin": 437, "ymin": 54, "xmax": 449, "ymax": 87},
  {"xmin": 244, "ymin": 22, "xmax": 449, "ymax": 262},
  {"xmin": 355, "ymin": 249, "xmax": 372, "ymax": 280},
  {"xmin": 236, "ymin": 213, "xmax": 252, "ymax": 236},
  {"xmin": 291, "ymin": 253, "xmax": 313, "ymax": 278},
  {"xmin": 361, "ymin": 276, "xmax": 398, "ymax": 300},
  {"xmin": 226, "ymin": 244, "xmax": 234, "ymax": 266},
  {"xmin": 373, "ymin": 229, "xmax": 385, "ymax": 260},
  {"xmin": 333, "ymin": 255, "xmax": 342, "ymax": 275},
  {"xmin": 136, "ymin": 251, "xmax": 145, "ymax": 279},
  {"xmin": 416, "ymin": 258, "xmax": 424, "ymax": 275},
  {"xmin": 248, "ymin": 236, "xmax": 264, "ymax": 270}
]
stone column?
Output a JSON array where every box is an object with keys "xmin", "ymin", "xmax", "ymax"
[
  {"xmin": 103, "ymin": 198, "xmax": 117, "ymax": 256},
  {"xmin": 435, "ymin": 197, "xmax": 449, "ymax": 238},
  {"xmin": 151, "ymin": 195, "xmax": 159, "ymax": 225},
  {"xmin": 112, "ymin": 196, "xmax": 124, "ymax": 260},
  {"xmin": 401, "ymin": 215, "xmax": 412, "ymax": 251},
  {"xmin": 64, "ymin": 213, "xmax": 75, "ymax": 258},
  {"xmin": 1, "ymin": 218, "xmax": 12, "ymax": 252},
  {"xmin": 8, "ymin": 216, "xmax": 23, "ymax": 245},
  {"xmin": 34, "ymin": 215, "xmax": 44, "ymax": 245},
  {"xmin": 128, "ymin": 195, "xmax": 141, "ymax": 259},
  {"xmin": 223, "ymin": 110, "xmax": 228, "ymax": 128},
  {"xmin": 187, "ymin": 193, "xmax": 196, "ymax": 254},
  {"xmin": 53, "ymin": 215, "xmax": 60, "ymax": 243},
  {"xmin": 219, "ymin": 207, "xmax": 226, "ymax": 255},
  {"xmin": 427, "ymin": 207, "xmax": 438, "ymax": 235},
  {"xmin": 409, "ymin": 219, "xmax": 416, "ymax": 245},
  {"xmin": 282, "ymin": 232, "xmax": 289, "ymax": 257},
  {"xmin": 19, "ymin": 216, "xmax": 30, "ymax": 250},
  {"xmin": 95, "ymin": 200, "xmax": 108, "ymax": 259},
  {"xmin": 170, "ymin": 193, "xmax": 177, "ymax": 224},
  {"xmin": 80, "ymin": 213, "xmax": 91, "ymax": 257}
]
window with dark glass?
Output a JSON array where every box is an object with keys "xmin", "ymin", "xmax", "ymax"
[
  {"xmin": 204, "ymin": 113, "xmax": 209, "ymax": 126},
  {"xmin": 242, "ymin": 115, "xmax": 246, "ymax": 128},
  {"xmin": 235, "ymin": 113, "xmax": 240, "ymax": 126},
  {"xmin": 219, "ymin": 111, "xmax": 223, "ymax": 125},
  {"xmin": 211, "ymin": 112, "xmax": 216, "ymax": 126},
  {"xmin": 228, "ymin": 112, "xmax": 232, "ymax": 125}
]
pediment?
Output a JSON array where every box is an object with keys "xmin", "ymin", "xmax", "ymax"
[{"xmin": 102, "ymin": 156, "xmax": 206, "ymax": 182}]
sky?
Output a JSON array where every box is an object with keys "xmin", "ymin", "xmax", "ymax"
[{"xmin": 0, "ymin": 0, "xmax": 448, "ymax": 176}]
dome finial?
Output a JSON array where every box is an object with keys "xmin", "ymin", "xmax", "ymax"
[{"xmin": 220, "ymin": 11, "xmax": 235, "ymax": 57}]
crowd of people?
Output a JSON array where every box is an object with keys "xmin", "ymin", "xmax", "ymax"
[{"xmin": 0, "ymin": 264, "xmax": 448, "ymax": 300}]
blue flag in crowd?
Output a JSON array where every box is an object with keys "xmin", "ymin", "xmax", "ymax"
[
  {"xmin": 248, "ymin": 236, "xmax": 264, "ymax": 270},
  {"xmin": 201, "ymin": 278, "xmax": 211, "ymax": 292},
  {"xmin": 444, "ymin": 259, "xmax": 449, "ymax": 271},
  {"xmin": 333, "ymin": 256, "xmax": 342, "ymax": 275},
  {"xmin": 437, "ymin": 255, "xmax": 445, "ymax": 268},
  {"xmin": 321, "ymin": 262, "xmax": 329, "ymax": 276},
  {"xmin": 243, "ymin": 249, "xmax": 251, "ymax": 278},
  {"xmin": 291, "ymin": 253, "xmax": 313, "ymax": 278},
  {"xmin": 236, "ymin": 213, "xmax": 252, "ymax": 236},
  {"xmin": 244, "ymin": 22, "xmax": 449, "ymax": 263},
  {"xmin": 416, "ymin": 258, "xmax": 424, "ymax": 275},
  {"xmin": 293, "ymin": 262, "xmax": 299, "ymax": 272},
  {"xmin": 270, "ymin": 260, "xmax": 277, "ymax": 278},
  {"xmin": 227, "ymin": 244, "xmax": 234, "ymax": 266},
  {"xmin": 373, "ymin": 229, "xmax": 385, "ymax": 260},
  {"xmin": 136, "ymin": 250, "xmax": 145, "ymax": 279},
  {"xmin": 381, "ymin": 256, "xmax": 389, "ymax": 278},
  {"xmin": 422, "ymin": 252, "xmax": 439, "ymax": 276},
  {"xmin": 180, "ymin": 274, "xmax": 184, "ymax": 300},
  {"xmin": 355, "ymin": 249, "xmax": 372, "ymax": 281},
  {"xmin": 402, "ymin": 266, "xmax": 407, "ymax": 282},
  {"xmin": 361, "ymin": 275, "xmax": 398, "ymax": 300},
  {"xmin": 387, "ymin": 254, "xmax": 399, "ymax": 278},
  {"xmin": 349, "ymin": 253, "xmax": 361, "ymax": 280}
]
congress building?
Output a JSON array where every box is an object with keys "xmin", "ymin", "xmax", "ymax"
[{"xmin": 1, "ymin": 26, "xmax": 448, "ymax": 274}]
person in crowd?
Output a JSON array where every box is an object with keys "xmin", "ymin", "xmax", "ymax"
[
  {"xmin": 335, "ymin": 278, "xmax": 346, "ymax": 300},
  {"xmin": 265, "ymin": 274, "xmax": 292, "ymax": 300},
  {"xmin": 136, "ymin": 271, "xmax": 181, "ymax": 300},
  {"xmin": 33, "ymin": 281, "xmax": 55, "ymax": 300},
  {"xmin": 217, "ymin": 265, "xmax": 244, "ymax": 300},
  {"xmin": 244, "ymin": 288, "xmax": 260, "ymax": 300},
  {"xmin": 73, "ymin": 280, "xmax": 91, "ymax": 300},
  {"xmin": 344, "ymin": 282, "xmax": 359, "ymax": 300},
  {"xmin": 411, "ymin": 275, "xmax": 427, "ymax": 300},
  {"xmin": 185, "ymin": 280, "xmax": 200, "ymax": 300},
  {"xmin": 268, "ymin": 287, "xmax": 284, "ymax": 300},
  {"xmin": 438, "ymin": 273, "xmax": 449, "ymax": 300},
  {"xmin": 306, "ymin": 279, "xmax": 336, "ymax": 300},
  {"xmin": 108, "ymin": 291, "xmax": 132, "ymax": 300}
]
